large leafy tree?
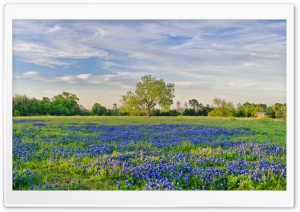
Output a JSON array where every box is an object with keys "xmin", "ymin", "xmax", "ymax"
[{"xmin": 120, "ymin": 75, "xmax": 175, "ymax": 117}]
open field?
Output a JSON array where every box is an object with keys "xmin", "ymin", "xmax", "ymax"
[{"xmin": 13, "ymin": 116, "xmax": 286, "ymax": 190}]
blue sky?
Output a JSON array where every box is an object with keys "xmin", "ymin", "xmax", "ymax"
[{"xmin": 13, "ymin": 20, "xmax": 286, "ymax": 109}]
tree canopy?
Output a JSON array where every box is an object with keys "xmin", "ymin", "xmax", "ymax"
[
  {"xmin": 188, "ymin": 99, "xmax": 199, "ymax": 110},
  {"xmin": 120, "ymin": 75, "xmax": 175, "ymax": 117},
  {"xmin": 210, "ymin": 97, "xmax": 234, "ymax": 117}
]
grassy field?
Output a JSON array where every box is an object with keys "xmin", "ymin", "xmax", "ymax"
[{"xmin": 13, "ymin": 116, "xmax": 286, "ymax": 191}]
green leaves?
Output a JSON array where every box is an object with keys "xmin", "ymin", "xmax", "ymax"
[
  {"xmin": 91, "ymin": 103, "xmax": 108, "ymax": 115},
  {"xmin": 120, "ymin": 75, "xmax": 175, "ymax": 117}
]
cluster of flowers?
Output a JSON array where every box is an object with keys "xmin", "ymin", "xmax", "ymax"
[
  {"xmin": 91, "ymin": 150, "xmax": 286, "ymax": 190},
  {"xmin": 13, "ymin": 169, "xmax": 34, "ymax": 189},
  {"xmin": 13, "ymin": 122, "xmax": 286, "ymax": 190}
]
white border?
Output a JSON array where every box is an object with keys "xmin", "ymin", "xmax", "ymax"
[{"xmin": 4, "ymin": 4, "xmax": 294, "ymax": 207}]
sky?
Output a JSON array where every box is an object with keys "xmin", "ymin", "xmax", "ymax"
[{"xmin": 12, "ymin": 20, "xmax": 286, "ymax": 109}]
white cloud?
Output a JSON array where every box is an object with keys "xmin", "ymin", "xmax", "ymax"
[
  {"xmin": 102, "ymin": 61, "xmax": 114, "ymax": 70},
  {"xmin": 54, "ymin": 75, "xmax": 77, "ymax": 84},
  {"xmin": 13, "ymin": 71, "xmax": 46, "ymax": 81},
  {"xmin": 48, "ymin": 25, "xmax": 63, "ymax": 33},
  {"xmin": 76, "ymin": 74, "xmax": 91, "ymax": 80},
  {"xmin": 23, "ymin": 71, "xmax": 38, "ymax": 77},
  {"xmin": 13, "ymin": 41, "xmax": 109, "ymax": 68},
  {"xmin": 174, "ymin": 81, "xmax": 194, "ymax": 87}
]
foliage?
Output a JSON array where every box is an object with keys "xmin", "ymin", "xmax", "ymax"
[
  {"xmin": 13, "ymin": 92, "xmax": 286, "ymax": 119},
  {"xmin": 119, "ymin": 91, "xmax": 141, "ymax": 116},
  {"xmin": 51, "ymin": 92, "xmax": 80, "ymax": 116},
  {"xmin": 150, "ymin": 109, "xmax": 181, "ymax": 116},
  {"xmin": 13, "ymin": 92, "xmax": 81, "ymax": 116},
  {"xmin": 120, "ymin": 75, "xmax": 175, "ymax": 117},
  {"xmin": 92, "ymin": 103, "xmax": 108, "ymax": 116},
  {"xmin": 188, "ymin": 99, "xmax": 200, "ymax": 110},
  {"xmin": 14, "ymin": 110, "xmax": 21, "ymax": 116},
  {"xmin": 209, "ymin": 97, "xmax": 234, "ymax": 117}
]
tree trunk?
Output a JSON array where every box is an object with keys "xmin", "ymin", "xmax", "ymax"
[{"xmin": 147, "ymin": 107, "xmax": 150, "ymax": 118}]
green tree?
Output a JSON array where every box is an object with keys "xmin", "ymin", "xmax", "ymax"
[
  {"xmin": 188, "ymin": 99, "xmax": 199, "ymax": 110},
  {"xmin": 242, "ymin": 101, "xmax": 254, "ymax": 117},
  {"xmin": 13, "ymin": 94, "xmax": 31, "ymax": 116},
  {"xmin": 119, "ymin": 91, "xmax": 140, "ymax": 116},
  {"xmin": 266, "ymin": 106, "xmax": 275, "ymax": 118},
  {"xmin": 120, "ymin": 75, "xmax": 175, "ymax": 117},
  {"xmin": 184, "ymin": 102, "xmax": 188, "ymax": 109},
  {"xmin": 176, "ymin": 101, "xmax": 181, "ymax": 110},
  {"xmin": 209, "ymin": 97, "xmax": 234, "ymax": 117},
  {"xmin": 13, "ymin": 110, "xmax": 20, "ymax": 116},
  {"xmin": 273, "ymin": 103, "xmax": 286, "ymax": 119},
  {"xmin": 51, "ymin": 92, "xmax": 80, "ymax": 115},
  {"xmin": 92, "ymin": 103, "xmax": 108, "ymax": 116},
  {"xmin": 234, "ymin": 103, "xmax": 245, "ymax": 117},
  {"xmin": 30, "ymin": 97, "xmax": 42, "ymax": 115},
  {"xmin": 113, "ymin": 103, "xmax": 118, "ymax": 111}
]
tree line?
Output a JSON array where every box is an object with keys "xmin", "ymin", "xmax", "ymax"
[{"xmin": 13, "ymin": 75, "xmax": 286, "ymax": 119}]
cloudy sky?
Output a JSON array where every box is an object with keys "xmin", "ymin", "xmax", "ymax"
[{"xmin": 13, "ymin": 20, "xmax": 286, "ymax": 109}]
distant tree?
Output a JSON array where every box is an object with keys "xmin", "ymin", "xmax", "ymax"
[
  {"xmin": 51, "ymin": 92, "xmax": 80, "ymax": 115},
  {"xmin": 29, "ymin": 97, "xmax": 42, "ymax": 115},
  {"xmin": 196, "ymin": 102, "xmax": 203, "ymax": 110},
  {"xmin": 235, "ymin": 107, "xmax": 246, "ymax": 117},
  {"xmin": 78, "ymin": 104, "xmax": 90, "ymax": 116},
  {"xmin": 13, "ymin": 110, "xmax": 20, "ymax": 116},
  {"xmin": 242, "ymin": 101, "xmax": 253, "ymax": 117},
  {"xmin": 209, "ymin": 97, "xmax": 234, "ymax": 117},
  {"xmin": 273, "ymin": 103, "xmax": 286, "ymax": 119},
  {"xmin": 13, "ymin": 94, "xmax": 31, "ymax": 116},
  {"xmin": 42, "ymin": 97, "xmax": 51, "ymax": 103},
  {"xmin": 120, "ymin": 75, "xmax": 175, "ymax": 117},
  {"xmin": 188, "ymin": 99, "xmax": 199, "ymax": 110},
  {"xmin": 151, "ymin": 109, "xmax": 161, "ymax": 116},
  {"xmin": 161, "ymin": 110, "xmax": 180, "ymax": 116},
  {"xmin": 183, "ymin": 109, "xmax": 196, "ymax": 116},
  {"xmin": 258, "ymin": 103, "xmax": 267, "ymax": 110},
  {"xmin": 176, "ymin": 101, "xmax": 181, "ymax": 110},
  {"xmin": 92, "ymin": 103, "xmax": 107, "ymax": 116},
  {"xmin": 266, "ymin": 106, "xmax": 275, "ymax": 118},
  {"xmin": 184, "ymin": 102, "xmax": 188, "ymax": 109},
  {"xmin": 281, "ymin": 104, "xmax": 287, "ymax": 119},
  {"xmin": 110, "ymin": 103, "xmax": 119, "ymax": 116},
  {"xmin": 41, "ymin": 97, "xmax": 51, "ymax": 115},
  {"xmin": 106, "ymin": 109, "xmax": 113, "ymax": 116}
]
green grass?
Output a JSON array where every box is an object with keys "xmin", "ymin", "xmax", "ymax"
[{"xmin": 13, "ymin": 116, "xmax": 286, "ymax": 145}]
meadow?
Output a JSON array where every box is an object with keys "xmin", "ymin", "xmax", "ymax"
[{"xmin": 12, "ymin": 116, "xmax": 286, "ymax": 190}]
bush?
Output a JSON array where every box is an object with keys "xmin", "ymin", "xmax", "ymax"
[
  {"xmin": 13, "ymin": 110, "xmax": 21, "ymax": 116},
  {"xmin": 183, "ymin": 109, "xmax": 195, "ymax": 116}
]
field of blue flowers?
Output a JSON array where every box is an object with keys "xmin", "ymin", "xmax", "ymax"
[{"xmin": 13, "ymin": 117, "xmax": 286, "ymax": 190}]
